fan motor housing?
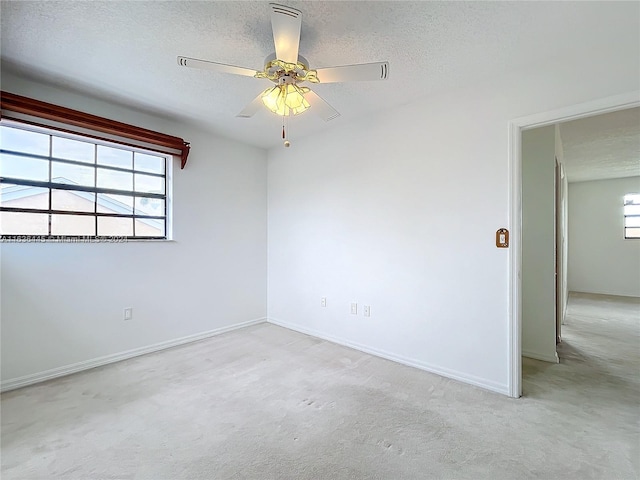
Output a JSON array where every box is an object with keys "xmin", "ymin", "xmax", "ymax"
[{"xmin": 262, "ymin": 52, "xmax": 313, "ymax": 83}]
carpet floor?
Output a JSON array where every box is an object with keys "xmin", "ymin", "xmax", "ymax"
[{"xmin": 1, "ymin": 292, "xmax": 638, "ymax": 479}]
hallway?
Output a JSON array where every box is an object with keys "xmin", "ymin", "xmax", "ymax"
[
  {"xmin": 522, "ymin": 292, "xmax": 639, "ymax": 476},
  {"xmin": 558, "ymin": 292, "xmax": 640, "ymax": 378}
]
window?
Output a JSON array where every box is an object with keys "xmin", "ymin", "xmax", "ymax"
[
  {"xmin": 624, "ymin": 193, "xmax": 640, "ymax": 239},
  {"xmin": 1, "ymin": 123, "xmax": 168, "ymax": 239}
]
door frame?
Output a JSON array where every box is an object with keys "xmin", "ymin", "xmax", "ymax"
[
  {"xmin": 556, "ymin": 157, "xmax": 562, "ymax": 345},
  {"xmin": 507, "ymin": 91, "xmax": 639, "ymax": 398}
]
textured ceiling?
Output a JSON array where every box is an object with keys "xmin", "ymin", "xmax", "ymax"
[
  {"xmin": 1, "ymin": 1, "xmax": 639, "ymax": 151},
  {"xmin": 559, "ymin": 108, "xmax": 640, "ymax": 183}
]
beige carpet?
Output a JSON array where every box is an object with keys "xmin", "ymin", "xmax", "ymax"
[{"xmin": 2, "ymin": 292, "xmax": 638, "ymax": 479}]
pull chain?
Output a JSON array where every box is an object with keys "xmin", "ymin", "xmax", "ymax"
[{"xmin": 283, "ymin": 112, "xmax": 290, "ymax": 147}]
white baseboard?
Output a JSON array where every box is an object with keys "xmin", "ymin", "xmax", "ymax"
[
  {"xmin": 267, "ymin": 317, "xmax": 510, "ymax": 396},
  {"xmin": 1, "ymin": 317, "xmax": 267, "ymax": 393},
  {"xmin": 522, "ymin": 349, "xmax": 560, "ymax": 363}
]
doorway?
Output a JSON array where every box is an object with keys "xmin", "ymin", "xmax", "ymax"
[{"xmin": 507, "ymin": 92, "xmax": 640, "ymax": 398}]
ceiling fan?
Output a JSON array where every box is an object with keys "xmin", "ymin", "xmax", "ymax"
[{"xmin": 177, "ymin": 3, "xmax": 389, "ymax": 143}]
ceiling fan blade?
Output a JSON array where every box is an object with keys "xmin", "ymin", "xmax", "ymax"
[
  {"xmin": 305, "ymin": 90, "xmax": 340, "ymax": 122},
  {"xmin": 269, "ymin": 3, "xmax": 302, "ymax": 65},
  {"xmin": 315, "ymin": 62, "xmax": 389, "ymax": 83},
  {"xmin": 236, "ymin": 92, "xmax": 265, "ymax": 118},
  {"xmin": 177, "ymin": 56, "xmax": 258, "ymax": 77}
]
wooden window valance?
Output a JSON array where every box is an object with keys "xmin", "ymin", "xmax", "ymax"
[{"xmin": 0, "ymin": 91, "xmax": 191, "ymax": 168}]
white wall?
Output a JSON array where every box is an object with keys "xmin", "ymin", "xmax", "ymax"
[
  {"xmin": 521, "ymin": 126, "xmax": 558, "ymax": 363},
  {"xmin": 568, "ymin": 176, "xmax": 640, "ymax": 297},
  {"xmin": 267, "ymin": 52, "xmax": 639, "ymax": 393},
  {"xmin": 1, "ymin": 73, "xmax": 268, "ymax": 386}
]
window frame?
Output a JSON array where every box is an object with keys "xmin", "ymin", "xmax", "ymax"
[
  {"xmin": 1, "ymin": 121, "xmax": 172, "ymax": 241},
  {"xmin": 623, "ymin": 193, "xmax": 640, "ymax": 240}
]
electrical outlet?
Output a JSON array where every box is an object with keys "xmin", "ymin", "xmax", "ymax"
[
  {"xmin": 350, "ymin": 303, "xmax": 357, "ymax": 315},
  {"xmin": 364, "ymin": 305, "xmax": 371, "ymax": 317},
  {"xmin": 124, "ymin": 307, "xmax": 133, "ymax": 321},
  {"xmin": 321, "ymin": 297, "xmax": 327, "ymax": 307}
]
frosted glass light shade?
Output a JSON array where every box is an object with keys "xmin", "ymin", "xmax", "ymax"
[{"xmin": 261, "ymin": 84, "xmax": 310, "ymax": 116}]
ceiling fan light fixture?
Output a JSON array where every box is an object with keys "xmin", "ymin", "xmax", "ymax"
[
  {"xmin": 179, "ymin": 3, "xmax": 388, "ymax": 125},
  {"xmin": 261, "ymin": 83, "xmax": 310, "ymax": 116}
]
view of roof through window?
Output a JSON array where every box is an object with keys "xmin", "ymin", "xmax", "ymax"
[{"xmin": 0, "ymin": 123, "xmax": 168, "ymax": 239}]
